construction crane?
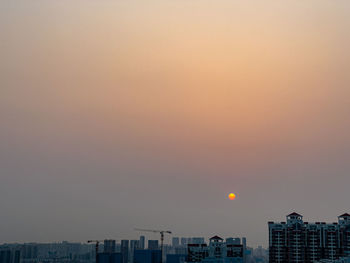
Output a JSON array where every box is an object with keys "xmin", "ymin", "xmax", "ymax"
[
  {"xmin": 134, "ymin": 228, "xmax": 172, "ymax": 263},
  {"xmin": 87, "ymin": 240, "xmax": 103, "ymax": 263}
]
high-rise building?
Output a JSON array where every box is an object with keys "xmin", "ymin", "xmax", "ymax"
[
  {"xmin": 314, "ymin": 257, "xmax": 350, "ymax": 263},
  {"xmin": 166, "ymin": 254, "xmax": 187, "ymax": 263},
  {"xmin": 139, "ymin": 236, "xmax": 145, "ymax": 250},
  {"xmin": 269, "ymin": 212, "xmax": 350, "ymax": 263},
  {"xmin": 104, "ymin": 240, "xmax": 116, "ymax": 254},
  {"xmin": 187, "ymin": 236, "xmax": 244, "ymax": 263},
  {"xmin": 172, "ymin": 238, "xmax": 180, "ymax": 248},
  {"xmin": 148, "ymin": 241, "xmax": 159, "ymax": 250},
  {"xmin": 98, "ymin": 253, "xmax": 122, "ymax": 263},
  {"xmin": 130, "ymin": 240, "xmax": 140, "ymax": 263},
  {"xmin": 120, "ymin": 240, "xmax": 129, "ymax": 263},
  {"xmin": 226, "ymin": 238, "xmax": 241, "ymax": 245},
  {"xmin": 0, "ymin": 250, "xmax": 21, "ymax": 263},
  {"xmin": 134, "ymin": 250, "xmax": 161, "ymax": 263},
  {"xmin": 191, "ymin": 238, "xmax": 205, "ymax": 245},
  {"xmin": 241, "ymin": 238, "xmax": 246, "ymax": 249},
  {"xmin": 339, "ymin": 214, "xmax": 350, "ymax": 257},
  {"xmin": 21, "ymin": 244, "xmax": 38, "ymax": 260},
  {"xmin": 180, "ymin": 238, "xmax": 188, "ymax": 247}
]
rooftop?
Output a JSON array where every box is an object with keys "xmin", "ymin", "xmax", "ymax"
[
  {"xmin": 209, "ymin": 236, "xmax": 223, "ymax": 240},
  {"xmin": 339, "ymin": 213, "xmax": 350, "ymax": 217},
  {"xmin": 287, "ymin": 212, "xmax": 302, "ymax": 217}
]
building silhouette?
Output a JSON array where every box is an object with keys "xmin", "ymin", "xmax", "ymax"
[
  {"xmin": 172, "ymin": 238, "xmax": 180, "ymax": 248},
  {"xmin": 139, "ymin": 236, "xmax": 145, "ymax": 250},
  {"xmin": 187, "ymin": 236, "xmax": 244, "ymax": 263},
  {"xmin": 130, "ymin": 240, "xmax": 140, "ymax": 263},
  {"xmin": 166, "ymin": 254, "xmax": 187, "ymax": 263},
  {"xmin": 98, "ymin": 253, "xmax": 122, "ymax": 263},
  {"xmin": 134, "ymin": 250, "xmax": 161, "ymax": 263},
  {"xmin": 0, "ymin": 249, "xmax": 21, "ymax": 263},
  {"xmin": 120, "ymin": 240, "xmax": 129, "ymax": 263},
  {"xmin": 104, "ymin": 240, "xmax": 116, "ymax": 254},
  {"xmin": 148, "ymin": 241, "xmax": 159, "ymax": 250},
  {"xmin": 269, "ymin": 212, "xmax": 350, "ymax": 263}
]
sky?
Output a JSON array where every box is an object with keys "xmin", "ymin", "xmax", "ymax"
[{"xmin": 1, "ymin": 0, "xmax": 350, "ymax": 247}]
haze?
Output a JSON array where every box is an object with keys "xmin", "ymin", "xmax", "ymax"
[{"xmin": 1, "ymin": 0, "xmax": 350, "ymax": 247}]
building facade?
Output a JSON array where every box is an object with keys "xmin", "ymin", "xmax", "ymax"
[
  {"xmin": 134, "ymin": 250, "xmax": 161, "ymax": 263},
  {"xmin": 148, "ymin": 241, "xmax": 159, "ymax": 251},
  {"xmin": 104, "ymin": 240, "xmax": 116, "ymax": 254},
  {"xmin": 187, "ymin": 236, "xmax": 244, "ymax": 263},
  {"xmin": 0, "ymin": 250, "xmax": 20, "ymax": 263},
  {"xmin": 269, "ymin": 213, "xmax": 350, "ymax": 263},
  {"xmin": 139, "ymin": 237, "xmax": 145, "ymax": 250},
  {"xmin": 120, "ymin": 240, "xmax": 129, "ymax": 263}
]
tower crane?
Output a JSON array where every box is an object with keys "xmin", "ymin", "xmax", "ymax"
[
  {"xmin": 134, "ymin": 228, "xmax": 172, "ymax": 263},
  {"xmin": 87, "ymin": 240, "xmax": 103, "ymax": 263}
]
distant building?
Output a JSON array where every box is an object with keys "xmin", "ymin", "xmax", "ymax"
[
  {"xmin": 139, "ymin": 236, "xmax": 145, "ymax": 250},
  {"xmin": 148, "ymin": 241, "xmax": 159, "ymax": 250},
  {"xmin": 187, "ymin": 244, "xmax": 208, "ymax": 262},
  {"xmin": 181, "ymin": 238, "xmax": 189, "ymax": 247},
  {"xmin": 172, "ymin": 238, "xmax": 180, "ymax": 248},
  {"xmin": 187, "ymin": 236, "xmax": 244, "ymax": 263},
  {"xmin": 0, "ymin": 250, "xmax": 21, "ymax": 263},
  {"xmin": 134, "ymin": 250, "xmax": 161, "ymax": 263},
  {"xmin": 225, "ymin": 239, "xmax": 240, "ymax": 245},
  {"xmin": 315, "ymin": 257, "xmax": 350, "ymax": 263},
  {"xmin": 130, "ymin": 240, "xmax": 140, "ymax": 263},
  {"xmin": 166, "ymin": 254, "xmax": 187, "ymax": 263},
  {"xmin": 241, "ymin": 238, "xmax": 246, "ymax": 249},
  {"xmin": 191, "ymin": 238, "xmax": 205, "ymax": 245},
  {"xmin": 268, "ymin": 212, "xmax": 350, "ymax": 263},
  {"xmin": 98, "ymin": 253, "xmax": 122, "ymax": 263},
  {"xmin": 120, "ymin": 240, "xmax": 129, "ymax": 263},
  {"xmin": 104, "ymin": 240, "xmax": 116, "ymax": 254},
  {"xmin": 21, "ymin": 244, "xmax": 38, "ymax": 260},
  {"xmin": 174, "ymin": 247, "xmax": 188, "ymax": 256}
]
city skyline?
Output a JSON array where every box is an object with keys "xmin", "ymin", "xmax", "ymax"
[
  {"xmin": 1, "ymin": 0, "xmax": 350, "ymax": 248},
  {"xmin": 0, "ymin": 234, "xmax": 265, "ymax": 263},
  {"xmin": 2, "ymin": 211, "xmax": 350, "ymax": 263},
  {"xmin": 1, "ymin": 213, "xmax": 350, "ymax": 247}
]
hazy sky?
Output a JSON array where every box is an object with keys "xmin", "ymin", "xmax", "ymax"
[{"xmin": 1, "ymin": 0, "xmax": 350, "ymax": 247}]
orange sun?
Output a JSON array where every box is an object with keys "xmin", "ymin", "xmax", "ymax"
[{"xmin": 228, "ymin": 193, "xmax": 236, "ymax": 200}]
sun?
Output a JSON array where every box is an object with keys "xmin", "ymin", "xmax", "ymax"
[{"xmin": 228, "ymin": 193, "xmax": 236, "ymax": 200}]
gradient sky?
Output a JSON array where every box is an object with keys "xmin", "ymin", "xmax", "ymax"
[{"xmin": 1, "ymin": 0, "xmax": 350, "ymax": 247}]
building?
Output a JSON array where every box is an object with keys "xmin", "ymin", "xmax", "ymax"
[
  {"xmin": 104, "ymin": 240, "xmax": 116, "ymax": 254},
  {"xmin": 226, "ymin": 239, "xmax": 240, "ymax": 245},
  {"xmin": 130, "ymin": 240, "xmax": 140, "ymax": 263},
  {"xmin": 139, "ymin": 236, "xmax": 145, "ymax": 250},
  {"xmin": 120, "ymin": 240, "xmax": 129, "ymax": 263},
  {"xmin": 187, "ymin": 244, "xmax": 208, "ymax": 262},
  {"xmin": 174, "ymin": 247, "xmax": 188, "ymax": 256},
  {"xmin": 0, "ymin": 250, "xmax": 21, "ymax": 263},
  {"xmin": 181, "ymin": 239, "xmax": 189, "ymax": 247},
  {"xmin": 187, "ymin": 236, "xmax": 244, "ymax": 263},
  {"xmin": 269, "ymin": 212, "xmax": 350, "ymax": 263},
  {"xmin": 148, "ymin": 241, "xmax": 159, "ymax": 250},
  {"xmin": 1, "ymin": 242, "xmax": 94, "ymax": 263},
  {"xmin": 315, "ymin": 257, "xmax": 350, "ymax": 263},
  {"xmin": 166, "ymin": 254, "xmax": 186, "ymax": 263},
  {"xmin": 134, "ymin": 250, "xmax": 161, "ymax": 263},
  {"xmin": 21, "ymin": 244, "xmax": 38, "ymax": 260},
  {"xmin": 98, "ymin": 253, "xmax": 122, "ymax": 263},
  {"xmin": 192, "ymin": 239, "xmax": 205, "ymax": 245},
  {"xmin": 339, "ymin": 214, "xmax": 350, "ymax": 257},
  {"xmin": 172, "ymin": 238, "xmax": 180, "ymax": 248}
]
